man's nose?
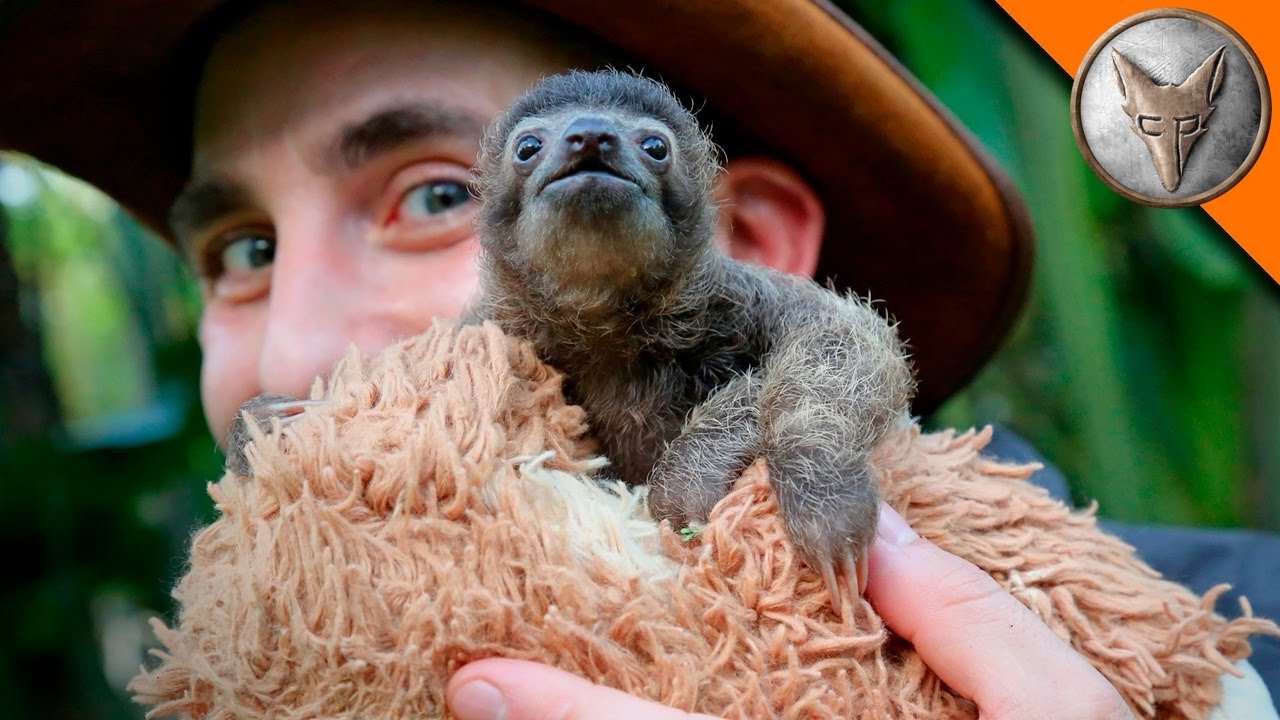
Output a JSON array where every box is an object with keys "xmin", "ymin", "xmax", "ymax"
[
  {"xmin": 254, "ymin": 219, "xmax": 399, "ymax": 399},
  {"xmin": 561, "ymin": 116, "xmax": 619, "ymax": 158}
]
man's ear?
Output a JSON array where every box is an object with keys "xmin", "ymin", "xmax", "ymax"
[{"xmin": 713, "ymin": 156, "xmax": 824, "ymax": 278}]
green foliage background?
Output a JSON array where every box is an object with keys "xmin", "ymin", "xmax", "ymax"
[
  {"xmin": 0, "ymin": 0, "xmax": 1276, "ymax": 717},
  {"xmin": 845, "ymin": 2, "xmax": 1279, "ymax": 529}
]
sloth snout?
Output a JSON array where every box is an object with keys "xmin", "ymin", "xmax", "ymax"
[{"xmin": 562, "ymin": 116, "xmax": 620, "ymax": 158}]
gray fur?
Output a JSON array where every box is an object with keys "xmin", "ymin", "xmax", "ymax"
[{"xmin": 470, "ymin": 70, "xmax": 916, "ymax": 571}]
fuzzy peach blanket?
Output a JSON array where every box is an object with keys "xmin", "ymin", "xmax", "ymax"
[{"xmin": 130, "ymin": 322, "xmax": 1276, "ymax": 719}]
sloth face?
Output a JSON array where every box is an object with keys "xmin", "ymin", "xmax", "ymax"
[
  {"xmin": 502, "ymin": 108, "xmax": 681, "ymax": 292},
  {"xmin": 476, "ymin": 71, "xmax": 719, "ymax": 302},
  {"xmin": 506, "ymin": 107, "xmax": 677, "ymax": 228}
]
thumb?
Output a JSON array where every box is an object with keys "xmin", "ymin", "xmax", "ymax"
[
  {"xmin": 447, "ymin": 658, "xmax": 720, "ymax": 720},
  {"xmin": 867, "ymin": 503, "xmax": 1132, "ymax": 720}
]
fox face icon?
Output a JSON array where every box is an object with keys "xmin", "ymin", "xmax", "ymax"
[
  {"xmin": 1073, "ymin": 9, "xmax": 1268, "ymax": 207},
  {"xmin": 1111, "ymin": 46, "xmax": 1226, "ymax": 192}
]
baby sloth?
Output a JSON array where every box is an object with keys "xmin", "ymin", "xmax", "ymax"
[{"xmin": 470, "ymin": 70, "xmax": 916, "ymax": 607}]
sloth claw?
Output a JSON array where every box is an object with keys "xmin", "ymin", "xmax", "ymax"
[
  {"xmin": 819, "ymin": 558, "xmax": 842, "ymax": 618},
  {"xmin": 854, "ymin": 549, "xmax": 870, "ymax": 597},
  {"xmin": 818, "ymin": 548, "xmax": 870, "ymax": 622},
  {"xmin": 264, "ymin": 399, "xmax": 325, "ymax": 420},
  {"xmin": 224, "ymin": 394, "xmax": 326, "ymax": 476}
]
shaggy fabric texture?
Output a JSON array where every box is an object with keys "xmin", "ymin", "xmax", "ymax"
[{"xmin": 131, "ymin": 322, "xmax": 1277, "ymax": 719}]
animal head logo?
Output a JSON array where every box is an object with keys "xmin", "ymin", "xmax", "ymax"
[{"xmin": 1111, "ymin": 46, "xmax": 1226, "ymax": 192}]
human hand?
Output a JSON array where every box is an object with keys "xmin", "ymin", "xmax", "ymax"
[
  {"xmin": 445, "ymin": 504, "xmax": 1135, "ymax": 720},
  {"xmin": 869, "ymin": 503, "xmax": 1134, "ymax": 720}
]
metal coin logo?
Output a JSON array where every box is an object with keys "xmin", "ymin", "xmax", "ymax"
[{"xmin": 1071, "ymin": 9, "xmax": 1270, "ymax": 207}]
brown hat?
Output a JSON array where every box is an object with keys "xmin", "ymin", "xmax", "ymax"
[{"xmin": 0, "ymin": 0, "xmax": 1032, "ymax": 412}]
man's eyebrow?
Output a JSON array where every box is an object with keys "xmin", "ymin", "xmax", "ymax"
[
  {"xmin": 333, "ymin": 101, "xmax": 489, "ymax": 170},
  {"xmin": 169, "ymin": 177, "xmax": 253, "ymax": 256},
  {"xmin": 167, "ymin": 103, "xmax": 487, "ymax": 252}
]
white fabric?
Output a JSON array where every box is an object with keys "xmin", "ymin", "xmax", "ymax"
[{"xmin": 1210, "ymin": 660, "xmax": 1278, "ymax": 720}]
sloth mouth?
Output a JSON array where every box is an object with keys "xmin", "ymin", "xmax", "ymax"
[{"xmin": 541, "ymin": 155, "xmax": 638, "ymax": 192}]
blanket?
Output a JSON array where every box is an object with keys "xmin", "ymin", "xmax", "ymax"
[{"xmin": 130, "ymin": 321, "xmax": 1277, "ymax": 719}]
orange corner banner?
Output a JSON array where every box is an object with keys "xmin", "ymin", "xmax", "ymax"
[{"xmin": 994, "ymin": 1, "xmax": 1279, "ymax": 284}]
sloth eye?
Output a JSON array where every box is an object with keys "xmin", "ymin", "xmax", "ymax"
[
  {"xmin": 640, "ymin": 136, "xmax": 668, "ymax": 161},
  {"xmin": 515, "ymin": 135, "xmax": 543, "ymax": 162}
]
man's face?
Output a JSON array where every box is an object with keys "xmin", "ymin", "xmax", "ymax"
[{"xmin": 178, "ymin": 0, "xmax": 605, "ymax": 441}]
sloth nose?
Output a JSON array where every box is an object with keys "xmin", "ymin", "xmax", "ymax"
[{"xmin": 561, "ymin": 116, "xmax": 619, "ymax": 157}]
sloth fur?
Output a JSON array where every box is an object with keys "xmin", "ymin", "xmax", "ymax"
[{"xmin": 469, "ymin": 70, "xmax": 915, "ymax": 579}]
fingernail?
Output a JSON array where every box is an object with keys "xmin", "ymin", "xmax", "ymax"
[
  {"xmin": 450, "ymin": 679, "xmax": 508, "ymax": 720},
  {"xmin": 876, "ymin": 503, "xmax": 919, "ymax": 546}
]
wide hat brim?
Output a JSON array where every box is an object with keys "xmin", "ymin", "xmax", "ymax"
[{"xmin": 0, "ymin": 0, "xmax": 1033, "ymax": 413}]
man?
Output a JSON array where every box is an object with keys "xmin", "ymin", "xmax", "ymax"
[{"xmin": 0, "ymin": 0, "xmax": 1272, "ymax": 717}]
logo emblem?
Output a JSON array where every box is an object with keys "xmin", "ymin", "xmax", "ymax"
[{"xmin": 1071, "ymin": 9, "xmax": 1270, "ymax": 206}]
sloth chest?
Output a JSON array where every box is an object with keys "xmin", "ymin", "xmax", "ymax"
[{"xmin": 563, "ymin": 345, "xmax": 762, "ymax": 485}]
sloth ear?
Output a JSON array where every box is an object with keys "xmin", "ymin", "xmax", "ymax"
[{"xmin": 714, "ymin": 157, "xmax": 824, "ymax": 278}]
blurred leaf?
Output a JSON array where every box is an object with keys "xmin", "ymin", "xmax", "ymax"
[{"xmin": 873, "ymin": 0, "xmax": 1272, "ymax": 525}]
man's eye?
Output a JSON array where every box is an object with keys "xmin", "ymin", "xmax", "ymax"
[
  {"xmin": 220, "ymin": 233, "xmax": 276, "ymax": 272},
  {"xmin": 399, "ymin": 180, "xmax": 473, "ymax": 218},
  {"xmin": 377, "ymin": 167, "xmax": 478, "ymax": 252},
  {"xmin": 195, "ymin": 229, "xmax": 275, "ymax": 302}
]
